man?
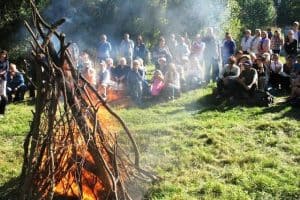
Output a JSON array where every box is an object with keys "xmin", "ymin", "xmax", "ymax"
[
  {"xmin": 97, "ymin": 34, "xmax": 112, "ymax": 62},
  {"xmin": 6, "ymin": 63, "xmax": 27, "ymax": 102},
  {"xmin": 120, "ymin": 33, "xmax": 134, "ymax": 66},
  {"xmin": 216, "ymin": 56, "xmax": 240, "ymax": 98},
  {"xmin": 221, "ymin": 32, "xmax": 236, "ymax": 65},
  {"xmin": 232, "ymin": 60, "xmax": 258, "ymax": 98},
  {"xmin": 292, "ymin": 21, "xmax": 300, "ymax": 49},
  {"xmin": 202, "ymin": 27, "xmax": 219, "ymax": 83},
  {"xmin": 241, "ymin": 29, "xmax": 253, "ymax": 54}
]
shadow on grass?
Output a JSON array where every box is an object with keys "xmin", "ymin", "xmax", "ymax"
[
  {"xmin": 258, "ymin": 102, "xmax": 300, "ymax": 120},
  {"xmin": 0, "ymin": 177, "xmax": 20, "ymax": 200},
  {"xmin": 186, "ymin": 92, "xmax": 300, "ymax": 120}
]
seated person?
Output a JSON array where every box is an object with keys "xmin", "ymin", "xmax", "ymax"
[
  {"xmin": 97, "ymin": 61, "xmax": 111, "ymax": 98},
  {"xmin": 82, "ymin": 66, "xmax": 96, "ymax": 87},
  {"xmin": 253, "ymin": 55, "xmax": 267, "ymax": 91},
  {"xmin": 150, "ymin": 70, "xmax": 165, "ymax": 97},
  {"xmin": 127, "ymin": 60, "xmax": 144, "ymax": 104},
  {"xmin": 105, "ymin": 58, "xmax": 115, "ymax": 71},
  {"xmin": 216, "ymin": 56, "xmax": 240, "ymax": 97},
  {"xmin": 164, "ymin": 63, "xmax": 181, "ymax": 99},
  {"xmin": 269, "ymin": 53, "xmax": 283, "ymax": 89},
  {"xmin": 186, "ymin": 56, "xmax": 203, "ymax": 89},
  {"xmin": 293, "ymin": 54, "xmax": 300, "ymax": 75},
  {"xmin": 111, "ymin": 57, "xmax": 130, "ymax": 90},
  {"xmin": 6, "ymin": 63, "xmax": 27, "ymax": 102},
  {"xmin": 231, "ymin": 60, "xmax": 258, "ymax": 99},
  {"xmin": 157, "ymin": 57, "xmax": 168, "ymax": 74},
  {"xmin": 280, "ymin": 55, "xmax": 294, "ymax": 92},
  {"xmin": 78, "ymin": 52, "xmax": 93, "ymax": 72},
  {"xmin": 289, "ymin": 74, "xmax": 300, "ymax": 101}
]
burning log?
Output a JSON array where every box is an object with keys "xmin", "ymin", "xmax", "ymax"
[{"xmin": 19, "ymin": 1, "xmax": 156, "ymax": 199}]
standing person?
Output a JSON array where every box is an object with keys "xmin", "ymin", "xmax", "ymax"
[
  {"xmin": 250, "ymin": 29, "xmax": 262, "ymax": 55},
  {"xmin": 152, "ymin": 36, "xmax": 173, "ymax": 68},
  {"xmin": 6, "ymin": 63, "xmax": 27, "ymax": 102},
  {"xmin": 167, "ymin": 33, "xmax": 178, "ymax": 59},
  {"xmin": 175, "ymin": 36, "xmax": 190, "ymax": 64},
  {"xmin": 221, "ymin": 32, "xmax": 236, "ymax": 65},
  {"xmin": 267, "ymin": 28, "xmax": 273, "ymax": 40},
  {"xmin": 202, "ymin": 27, "xmax": 219, "ymax": 83},
  {"xmin": 97, "ymin": 61, "xmax": 111, "ymax": 99},
  {"xmin": 258, "ymin": 31, "xmax": 271, "ymax": 55},
  {"xmin": 271, "ymin": 30, "xmax": 284, "ymax": 54},
  {"xmin": 97, "ymin": 34, "xmax": 112, "ymax": 62},
  {"xmin": 133, "ymin": 35, "xmax": 148, "ymax": 62},
  {"xmin": 292, "ymin": 21, "xmax": 300, "ymax": 46},
  {"xmin": 241, "ymin": 29, "xmax": 253, "ymax": 54},
  {"xmin": 284, "ymin": 30, "xmax": 298, "ymax": 58},
  {"xmin": 0, "ymin": 50, "xmax": 9, "ymax": 116},
  {"xmin": 191, "ymin": 33, "xmax": 206, "ymax": 65},
  {"xmin": 120, "ymin": 33, "xmax": 134, "ymax": 66}
]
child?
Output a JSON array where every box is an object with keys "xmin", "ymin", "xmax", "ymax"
[
  {"xmin": 97, "ymin": 61, "xmax": 111, "ymax": 99},
  {"xmin": 150, "ymin": 70, "xmax": 165, "ymax": 96}
]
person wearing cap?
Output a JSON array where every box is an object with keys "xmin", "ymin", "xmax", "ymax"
[{"xmin": 232, "ymin": 60, "xmax": 258, "ymax": 98}]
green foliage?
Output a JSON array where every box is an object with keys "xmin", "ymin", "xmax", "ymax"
[
  {"xmin": 277, "ymin": 0, "xmax": 300, "ymax": 26},
  {"xmin": 236, "ymin": 0, "xmax": 277, "ymax": 30},
  {"xmin": 1, "ymin": 87, "xmax": 300, "ymax": 199}
]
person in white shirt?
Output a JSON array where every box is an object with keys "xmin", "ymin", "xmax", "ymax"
[
  {"xmin": 241, "ymin": 29, "xmax": 253, "ymax": 54},
  {"xmin": 250, "ymin": 29, "xmax": 261, "ymax": 55},
  {"xmin": 269, "ymin": 53, "xmax": 283, "ymax": 89}
]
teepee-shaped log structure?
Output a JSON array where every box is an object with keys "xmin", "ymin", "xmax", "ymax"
[{"xmin": 20, "ymin": 1, "xmax": 155, "ymax": 199}]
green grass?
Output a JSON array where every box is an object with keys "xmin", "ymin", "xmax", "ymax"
[{"xmin": 1, "ymin": 87, "xmax": 300, "ymax": 200}]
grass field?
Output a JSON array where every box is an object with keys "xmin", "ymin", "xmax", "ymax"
[{"xmin": 0, "ymin": 86, "xmax": 300, "ymax": 200}]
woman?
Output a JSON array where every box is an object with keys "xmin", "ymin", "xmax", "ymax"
[
  {"xmin": 271, "ymin": 30, "xmax": 284, "ymax": 54},
  {"xmin": 284, "ymin": 30, "xmax": 298, "ymax": 58},
  {"xmin": 258, "ymin": 31, "xmax": 271, "ymax": 55},
  {"xmin": 0, "ymin": 50, "xmax": 9, "ymax": 116},
  {"xmin": 164, "ymin": 63, "xmax": 180, "ymax": 99},
  {"xmin": 152, "ymin": 37, "xmax": 173, "ymax": 68},
  {"xmin": 133, "ymin": 35, "xmax": 147, "ymax": 62}
]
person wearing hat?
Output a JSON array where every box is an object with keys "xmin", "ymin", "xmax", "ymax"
[{"xmin": 232, "ymin": 60, "xmax": 258, "ymax": 98}]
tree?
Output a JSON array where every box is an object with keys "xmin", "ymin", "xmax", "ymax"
[
  {"xmin": 277, "ymin": 0, "xmax": 300, "ymax": 26},
  {"xmin": 236, "ymin": 0, "xmax": 277, "ymax": 30}
]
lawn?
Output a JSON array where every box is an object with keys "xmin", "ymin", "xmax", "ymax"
[{"xmin": 0, "ymin": 86, "xmax": 300, "ymax": 200}]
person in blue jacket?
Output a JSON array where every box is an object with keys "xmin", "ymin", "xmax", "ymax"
[{"xmin": 6, "ymin": 63, "xmax": 27, "ymax": 102}]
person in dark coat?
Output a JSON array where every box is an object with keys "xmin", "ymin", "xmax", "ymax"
[
  {"xmin": 6, "ymin": 63, "xmax": 27, "ymax": 102},
  {"xmin": 0, "ymin": 50, "xmax": 9, "ymax": 116}
]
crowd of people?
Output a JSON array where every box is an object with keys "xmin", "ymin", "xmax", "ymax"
[{"xmin": 1, "ymin": 21, "xmax": 300, "ymax": 116}]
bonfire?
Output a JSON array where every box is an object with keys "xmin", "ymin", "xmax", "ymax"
[{"xmin": 19, "ymin": 1, "xmax": 155, "ymax": 199}]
